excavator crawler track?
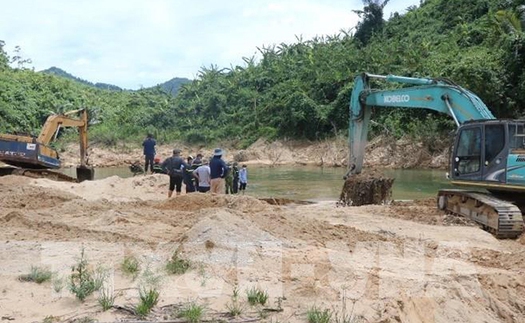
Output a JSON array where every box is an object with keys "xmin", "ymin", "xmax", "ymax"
[
  {"xmin": 0, "ymin": 167, "xmax": 77, "ymax": 182},
  {"xmin": 437, "ymin": 189, "xmax": 523, "ymax": 239}
]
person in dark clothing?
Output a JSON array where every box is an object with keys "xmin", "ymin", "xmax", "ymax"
[
  {"xmin": 232, "ymin": 162, "xmax": 240, "ymax": 194},
  {"xmin": 152, "ymin": 157, "xmax": 164, "ymax": 174},
  {"xmin": 161, "ymin": 149, "xmax": 188, "ymax": 197},
  {"xmin": 193, "ymin": 153, "xmax": 203, "ymax": 166},
  {"xmin": 129, "ymin": 161, "xmax": 144, "ymax": 176},
  {"xmin": 225, "ymin": 163, "xmax": 234, "ymax": 194},
  {"xmin": 142, "ymin": 133, "xmax": 157, "ymax": 174},
  {"xmin": 209, "ymin": 148, "xmax": 229, "ymax": 194},
  {"xmin": 183, "ymin": 156, "xmax": 196, "ymax": 193},
  {"xmin": 190, "ymin": 155, "xmax": 202, "ymax": 191}
]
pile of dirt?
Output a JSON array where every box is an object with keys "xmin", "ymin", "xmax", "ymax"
[
  {"xmin": 339, "ymin": 169, "xmax": 394, "ymax": 206},
  {"xmin": 156, "ymin": 193, "xmax": 271, "ymax": 213},
  {"xmin": 33, "ymin": 174, "xmax": 168, "ymax": 202},
  {"xmin": 0, "ymin": 185, "xmax": 77, "ymax": 209},
  {"xmin": 359, "ymin": 198, "xmax": 478, "ymax": 226}
]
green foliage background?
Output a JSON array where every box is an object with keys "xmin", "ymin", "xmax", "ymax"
[{"xmin": 1, "ymin": 0, "xmax": 524, "ymax": 148}]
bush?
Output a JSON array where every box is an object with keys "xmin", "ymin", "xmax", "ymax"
[
  {"xmin": 121, "ymin": 255, "xmax": 140, "ymax": 280},
  {"xmin": 307, "ymin": 306, "xmax": 332, "ymax": 323},
  {"xmin": 18, "ymin": 266, "xmax": 52, "ymax": 284},
  {"xmin": 165, "ymin": 251, "xmax": 191, "ymax": 275},
  {"xmin": 177, "ymin": 302, "xmax": 205, "ymax": 323},
  {"xmin": 246, "ymin": 287, "xmax": 268, "ymax": 306},
  {"xmin": 69, "ymin": 248, "xmax": 106, "ymax": 302},
  {"xmin": 135, "ymin": 287, "xmax": 159, "ymax": 318}
]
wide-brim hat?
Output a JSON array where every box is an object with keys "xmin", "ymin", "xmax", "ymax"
[{"xmin": 213, "ymin": 148, "xmax": 223, "ymax": 156}]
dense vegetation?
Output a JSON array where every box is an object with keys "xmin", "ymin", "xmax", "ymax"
[{"xmin": 1, "ymin": 0, "xmax": 524, "ymax": 149}]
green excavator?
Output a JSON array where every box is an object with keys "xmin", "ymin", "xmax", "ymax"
[{"xmin": 347, "ymin": 73, "xmax": 524, "ymax": 238}]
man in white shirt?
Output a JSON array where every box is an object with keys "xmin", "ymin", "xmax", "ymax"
[{"xmin": 193, "ymin": 159, "xmax": 211, "ymax": 193}]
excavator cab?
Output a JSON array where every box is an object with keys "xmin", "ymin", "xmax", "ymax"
[{"xmin": 450, "ymin": 120, "xmax": 525, "ymax": 190}]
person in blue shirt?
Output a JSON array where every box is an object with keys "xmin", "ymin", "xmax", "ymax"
[
  {"xmin": 209, "ymin": 148, "xmax": 229, "ymax": 194},
  {"xmin": 142, "ymin": 133, "xmax": 156, "ymax": 174}
]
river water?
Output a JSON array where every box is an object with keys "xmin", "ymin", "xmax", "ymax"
[{"xmin": 63, "ymin": 165, "xmax": 453, "ymax": 201}]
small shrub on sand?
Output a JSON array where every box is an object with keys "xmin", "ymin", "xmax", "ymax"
[
  {"xmin": 135, "ymin": 287, "xmax": 160, "ymax": 318},
  {"xmin": 307, "ymin": 306, "xmax": 332, "ymax": 323},
  {"xmin": 98, "ymin": 288, "xmax": 115, "ymax": 311},
  {"xmin": 177, "ymin": 301, "xmax": 205, "ymax": 323},
  {"xmin": 165, "ymin": 251, "xmax": 190, "ymax": 275},
  {"xmin": 246, "ymin": 287, "xmax": 268, "ymax": 306},
  {"xmin": 226, "ymin": 286, "xmax": 245, "ymax": 317},
  {"xmin": 69, "ymin": 248, "xmax": 107, "ymax": 302},
  {"xmin": 19, "ymin": 266, "xmax": 52, "ymax": 284},
  {"xmin": 52, "ymin": 276, "xmax": 64, "ymax": 293},
  {"xmin": 121, "ymin": 255, "xmax": 140, "ymax": 279}
]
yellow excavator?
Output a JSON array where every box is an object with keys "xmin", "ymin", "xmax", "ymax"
[{"xmin": 0, "ymin": 108, "xmax": 94, "ymax": 182}]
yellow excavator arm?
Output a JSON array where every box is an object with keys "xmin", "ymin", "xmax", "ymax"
[
  {"xmin": 37, "ymin": 108, "xmax": 89, "ymax": 167},
  {"xmin": 0, "ymin": 108, "xmax": 94, "ymax": 181}
]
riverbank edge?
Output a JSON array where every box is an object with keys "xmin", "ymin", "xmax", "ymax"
[{"xmin": 58, "ymin": 136, "xmax": 449, "ymax": 170}]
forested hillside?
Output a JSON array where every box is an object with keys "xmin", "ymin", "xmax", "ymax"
[
  {"xmin": 41, "ymin": 67, "xmax": 123, "ymax": 91},
  {"xmin": 0, "ymin": 0, "xmax": 524, "ymax": 148}
]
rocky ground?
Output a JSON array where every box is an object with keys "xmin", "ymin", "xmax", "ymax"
[{"xmin": 0, "ymin": 174, "xmax": 524, "ymax": 323}]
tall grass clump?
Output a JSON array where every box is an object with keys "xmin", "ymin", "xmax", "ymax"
[
  {"xmin": 18, "ymin": 266, "xmax": 52, "ymax": 284},
  {"xmin": 121, "ymin": 255, "xmax": 140, "ymax": 279},
  {"xmin": 165, "ymin": 251, "xmax": 190, "ymax": 275},
  {"xmin": 246, "ymin": 287, "xmax": 268, "ymax": 306},
  {"xmin": 307, "ymin": 306, "xmax": 332, "ymax": 323},
  {"xmin": 177, "ymin": 301, "xmax": 205, "ymax": 323},
  {"xmin": 135, "ymin": 287, "xmax": 160, "ymax": 318}
]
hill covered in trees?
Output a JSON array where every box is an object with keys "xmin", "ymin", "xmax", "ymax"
[
  {"xmin": 41, "ymin": 66, "xmax": 123, "ymax": 91},
  {"xmin": 41, "ymin": 66, "xmax": 191, "ymax": 95},
  {"xmin": 0, "ymin": 0, "xmax": 524, "ymax": 148}
]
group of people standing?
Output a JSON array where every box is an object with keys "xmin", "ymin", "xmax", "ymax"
[{"xmin": 142, "ymin": 134, "xmax": 248, "ymax": 198}]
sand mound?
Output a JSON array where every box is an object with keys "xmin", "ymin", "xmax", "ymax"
[
  {"xmin": 355, "ymin": 198, "xmax": 477, "ymax": 226},
  {"xmin": 156, "ymin": 193, "xmax": 272, "ymax": 212},
  {"xmin": 0, "ymin": 174, "xmax": 34, "ymax": 186},
  {"xmin": 0, "ymin": 185, "xmax": 77, "ymax": 209},
  {"xmin": 33, "ymin": 174, "xmax": 168, "ymax": 201}
]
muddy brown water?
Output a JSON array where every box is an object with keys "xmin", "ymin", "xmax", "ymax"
[{"xmin": 61, "ymin": 166, "xmax": 453, "ymax": 201}]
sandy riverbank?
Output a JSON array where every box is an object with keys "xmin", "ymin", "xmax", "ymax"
[{"xmin": 0, "ymin": 174, "xmax": 524, "ymax": 322}]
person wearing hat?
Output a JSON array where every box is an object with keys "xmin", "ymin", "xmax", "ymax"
[
  {"xmin": 209, "ymin": 148, "xmax": 229, "ymax": 194},
  {"xmin": 161, "ymin": 148, "xmax": 188, "ymax": 197}
]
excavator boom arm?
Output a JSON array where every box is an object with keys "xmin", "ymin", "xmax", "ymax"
[
  {"xmin": 348, "ymin": 73, "xmax": 495, "ymax": 175},
  {"xmin": 36, "ymin": 108, "xmax": 89, "ymax": 166}
]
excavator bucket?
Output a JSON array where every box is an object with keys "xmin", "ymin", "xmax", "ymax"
[{"xmin": 76, "ymin": 166, "xmax": 94, "ymax": 182}]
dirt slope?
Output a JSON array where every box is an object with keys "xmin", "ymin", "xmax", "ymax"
[
  {"xmin": 59, "ymin": 136, "xmax": 449, "ymax": 169},
  {"xmin": 0, "ymin": 175, "xmax": 524, "ymax": 323}
]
